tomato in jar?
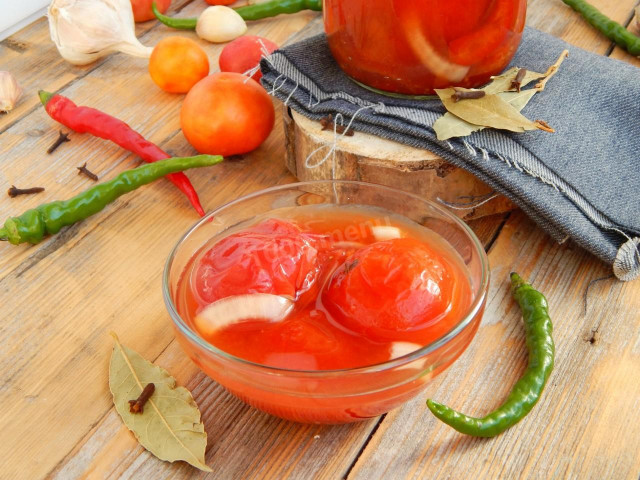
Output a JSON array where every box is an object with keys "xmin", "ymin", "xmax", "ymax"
[{"xmin": 323, "ymin": 0, "xmax": 527, "ymax": 95}]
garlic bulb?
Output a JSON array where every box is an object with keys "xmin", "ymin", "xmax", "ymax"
[
  {"xmin": 0, "ymin": 72, "xmax": 22, "ymax": 113},
  {"xmin": 196, "ymin": 6, "xmax": 247, "ymax": 43},
  {"xmin": 48, "ymin": 0, "xmax": 153, "ymax": 65}
]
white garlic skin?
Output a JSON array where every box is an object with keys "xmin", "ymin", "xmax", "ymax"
[
  {"xmin": 48, "ymin": 0, "xmax": 153, "ymax": 66},
  {"xmin": 196, "ymin": 6, "xmax": 248, "ymax": 43},
  {"xmin": 0, "ymin": 71, "xmax": 23, "ymax": 113}
]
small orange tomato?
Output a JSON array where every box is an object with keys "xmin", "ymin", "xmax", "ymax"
[
  {"xmin": 149, "ymin": 37, "xmax": 209, "ymax": 93},
  {"xmin": 180, "ymin": 72, "xmax": 275, "ymax": 156}
]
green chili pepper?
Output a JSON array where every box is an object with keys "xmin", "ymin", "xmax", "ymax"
[
  {"xmin": 152, "ymin": 2, "xmax": 197, "ymax": 30},
  {"xmin": 0, "ymin": 155, "xmax": 223, "ymax": 245},
  {"xmin": 427, "ymin": 273, "xmax": 554, "ymax": 437},
  {"xmin": 562, "ymin": 0, "xmax": 640, "ymax": 56},
  {"xmin": 152, "ymin": 0, "xmax": 322, "ymax": 30},
  {"xmin": 234, "ymin": 0, "xmax": 322, "ymax": 22}
]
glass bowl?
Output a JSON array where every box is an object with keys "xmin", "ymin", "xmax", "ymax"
[
  {"xmin": 163, "ymin": 181, "xmax": 489, "ymax": 424},
  {"xmin": 324, "ymin": 0, "xmax": 527, "ymax": 95}
]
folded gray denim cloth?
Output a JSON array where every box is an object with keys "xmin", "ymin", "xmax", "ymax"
[{"xmin": 260, "ymin": 27, "xmax": 640, "ymax": 281}]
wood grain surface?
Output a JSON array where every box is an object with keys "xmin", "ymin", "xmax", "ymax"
[{"xmin": 0, "ymin": 1, "xmax": 639, "ymax": 479}]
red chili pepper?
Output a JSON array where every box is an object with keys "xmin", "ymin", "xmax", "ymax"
[{"xmin": 38, "ymin": 90, "xmax": 205, "ymax": 217}]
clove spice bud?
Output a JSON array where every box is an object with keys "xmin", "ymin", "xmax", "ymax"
[
  {"xmin": 8, "ymin": 186, "xmax": 45, "ymax": 197},
  {"xmin": 0, "ymin": 71, "xmax": 23, "ymax": 113},
  {"xmin": 48, "ymin": 0, "xmax": 153, "ymax": 66},
  {"xmin": 77, "ymin": 163, "xmax": 98, "ymax": 181},
  {"xmin": 510, "ymin": 68, "xmax": 527, "ymax": 92},
  {"xmin": 128, "ymin": 383, "xmax": 155, "ymax": 414},
  {"xmin": 451, "ymin": 89, "xmax": 485, "ymax": 102},
  {"xmin": 47, "ymin": 131, "xmax": 71, "ymax": 154}
]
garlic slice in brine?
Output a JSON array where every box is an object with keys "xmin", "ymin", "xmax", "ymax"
[
  {"xmin": 194, "ymin": 294, "xmax": 294, "ymax": 337},
  {"xmin": 371, "ymin": 225, "xmax": 403, "ymax": 241}
]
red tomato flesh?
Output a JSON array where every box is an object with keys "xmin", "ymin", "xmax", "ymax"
[
  {"xmin": 193, "ymin": 218, "xmax": 319, "ymax": 303},
  {"xmin": 322, "ymin": 238, "xmax": 458, "ymax": 343}
]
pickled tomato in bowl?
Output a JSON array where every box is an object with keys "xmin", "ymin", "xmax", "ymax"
[
  {"xmin": 192, "ymin": 218, "xmax": 319, "ymax": 304},
  {"xmin": 322, "ymin": 237, "xmax": 472, "ymax": 344},
  {"xmin": 180, "ymin": 208, "xmax": 473, "ymax": 371},
  {"xmin": 166, "ymin": 184, "xmax": 489, "ymax": 424}
]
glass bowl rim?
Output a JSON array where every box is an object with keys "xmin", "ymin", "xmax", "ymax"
[{"xmin": 163, "ymin": 180, "xmax": 489, "ymax": 377}]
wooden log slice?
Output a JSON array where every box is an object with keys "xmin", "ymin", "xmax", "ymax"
[{"xmin": 283, "ymin": 106, "xmax": 516, "ymax": 220}]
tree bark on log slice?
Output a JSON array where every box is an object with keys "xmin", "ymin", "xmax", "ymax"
[{"xmin": 283, "ymin": 106, "xmax": 516, "ymax": 220}]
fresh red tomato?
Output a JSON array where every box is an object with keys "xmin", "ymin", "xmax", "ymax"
[
  {"xmin": 219, "ymin": 36, "xmax": 279, "ymax": 82},
  {"xmin": 322, "ymin": 238, "xmax": 458, "ymax": 342},
  {"xmin": 180, "ymin": 72, "xmax": 275, "ymax": 155},
  {"xmin": 193, "ymin": 219, "xmax": 319, "ymax": 304},
  {"xmin": 131, "ymin": 0, "xmax": 171, "ymax": 22}
]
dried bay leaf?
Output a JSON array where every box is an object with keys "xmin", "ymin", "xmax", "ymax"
[
  {"xmin": 499, "ymin": 89, "xmax": 538, "ymax": 111},
  {"xmin": 432, "ymin": 51, "xmax": 568, "ymax": 140},
  {"xmin": 434, "ymin": 89, "xmax": 538, "ymax": 140},
  {"xmin": 109, "ymin": 333, "xmax": 211, "ymax": 472},
  {"xmin": 435, "ymin": 87, "xmax": 541, "ymax": 133}
]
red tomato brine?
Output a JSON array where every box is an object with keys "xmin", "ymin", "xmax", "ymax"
[
  {"xmin": 324, "ymin": 0, "xmax": 527, "ymax": 94},
  {"xmin": 175, "ymin": 206, "xmax": 473, "ymax": 371}
]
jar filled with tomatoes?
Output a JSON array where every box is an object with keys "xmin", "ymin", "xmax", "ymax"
[{"xmin": 323, "ymin": 0, "xmax": 527, "ymax": 95}]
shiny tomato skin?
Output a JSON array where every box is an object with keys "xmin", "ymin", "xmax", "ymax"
[
  {"xmin": 149, "ymin": 36, "xmax": 209, "ymax": 93},
  {"xmin": 322, "ymin": 238, "xmax": 456, "ymax": 342},
  {"xmin": 132, "ymin": 0, "xmax": 171, "ymax": 22},
  {"xmin": 219, "ymin": 36, "xmax": 279, "ymax": 82},
  {"xmin": 193, "ymin": 219, "xmax": 318, "ymax": 304},
  {"xmin": 180, "ymin": 72, "xmax": 275, "ymax": 155}
]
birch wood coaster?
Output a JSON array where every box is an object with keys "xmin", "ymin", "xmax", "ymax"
[{"xmin": 283, "ymin": 106, "xmax": 516, "ymax": 220}]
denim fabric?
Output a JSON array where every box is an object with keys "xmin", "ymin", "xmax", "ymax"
[{"xmin": 260, "ymin": 27, "xmax": 640, "ymax": 281}]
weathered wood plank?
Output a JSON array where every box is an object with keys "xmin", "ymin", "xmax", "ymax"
[
  {"xmin": 1, "ymin": 0, "xmax": 638, "ymax": 478},
  {"xmin": 347, "ymin": 210, "xmax": 640, "ymax": 480},
  {"xmin": 0, "ymin": 9, "xmax": 320, "ymax": 479},
  {"xmin": 527, "ymin": 0, "xmax": 636, "ymax": 53},
  {"xmin": 346, "ymin": 1, "xmax": 640, "ymax": 478},
  {"xmin": 0, "ymin": 0, "xmax": 198, "ymax": 134}
]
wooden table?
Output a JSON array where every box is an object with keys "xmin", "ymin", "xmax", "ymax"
[{"xmin": 2, "ymin": 1, "xmax": 639, "ymax": 478}]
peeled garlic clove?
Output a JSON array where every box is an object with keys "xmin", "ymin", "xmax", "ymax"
[
  {"xmin": 389, "ymin": 342, "xmax": 422, "ymax": 360},
  {"xmin": 371, "ymin": 225, "xmax": 403, "ymax": 241},
  {"xmin": 48, "ymin": 0, "xmax": 153, "ymax": 66},
  {"xmin": 196, "ymin": 6, "xmax": 248, "ymax": 43},
  {"xmin": 194, "ymin": 293, "xmax": 293, "ymax": 337},
  {"xmin": 0, "ymin": 71, "xmax": 22, "ymax": 113}
]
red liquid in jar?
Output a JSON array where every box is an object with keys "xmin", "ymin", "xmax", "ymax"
[
  {"xmin": 174, "ymin": 206, "xmax": 474, "ymax": 371},
  {"xmin": 324, "ymin": 0, "xmax": 527, "ymax": 95}
]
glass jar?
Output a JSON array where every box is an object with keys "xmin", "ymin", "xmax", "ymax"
[{"xmin": 324, "ymin": 0, "xmax": 527, "ymax": 95}]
